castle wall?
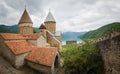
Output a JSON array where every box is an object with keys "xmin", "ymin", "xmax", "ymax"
[
  {"xmin": 46, "ymin": 31, "xmax": 62, "ymax": 50},
  {"xmin": 96, "ymin": 32, "xmax": 120, "ymax": 74},
  {"xmin": 55, "ymin": 36, "xmax": 62, "ymax": 41}
]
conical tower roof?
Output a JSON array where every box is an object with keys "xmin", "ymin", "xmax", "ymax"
[
  {"xmin": 18, "ymin": 9, "xmax": 33, "ymax": 24},
  {"xmin": 39, "ymin": 24, "xmax": 46, "ymax": 29},
  {"xmin": 44, "ymin": 11, "xmax": 56, "ymax": 22}
]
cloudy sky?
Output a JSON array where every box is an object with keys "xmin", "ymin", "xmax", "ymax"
[{"xmin": 0, "ymin": 0, "xmax": 120, "ymax": 32}]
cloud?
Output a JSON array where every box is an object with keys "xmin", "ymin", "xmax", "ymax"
[
  {"xmin": 0, "ymin": 0, "xmax": 120, "ymax": 32},
  {"xmin": 0, "ymin": 1, "xmax": 19, "ymax": 24}
]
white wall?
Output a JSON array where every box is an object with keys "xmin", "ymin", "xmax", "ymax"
[
  {"xmin": 37, "ymin": 36, "xmax": 46, "ymax": 47},
  {"xmin": 15, "ymin": 52, "xmax": 29, "ymax": 68}
]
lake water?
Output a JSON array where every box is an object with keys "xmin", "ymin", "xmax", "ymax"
[
  {"xmin": 62, "ymin": 37, "xmax": 83, "ymax": 45},
  {"xmin": 62, "ymin": 32, "xmax": 86, "ymax": 45}
]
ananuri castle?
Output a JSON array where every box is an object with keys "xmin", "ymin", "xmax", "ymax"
[{"xmin": 0, "ymin": 8, "xmax": 62, "ymax": 74}]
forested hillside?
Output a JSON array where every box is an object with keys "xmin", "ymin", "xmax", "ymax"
[
  {"xmin": 0, "ymin": 25, "xmax": 39, "ymax": 33},
  {"xmin": 80, "ymin": 22, "xmax": 120, "ymax": 40},
  {"xmin": 0, "ymin": 25, "xmax": 18, "ymax": 33}
]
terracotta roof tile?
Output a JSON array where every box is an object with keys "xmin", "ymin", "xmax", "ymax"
[
  {"xmin": 5, "ymin": 41, "xmax": 33, "ymax": 55},
  {"xmin": 26, "ymin": 47, "xmax": 57, "ymax": 67},
  {"xmin": 0, "ymin": 33, "xmax": 25, "ymax": 40},
  {"xmin": 23, "ymin": 34, "xmax": 42, "ymax": 40}
]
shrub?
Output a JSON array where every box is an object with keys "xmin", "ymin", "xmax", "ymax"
[{"xmin": 61, "ymin": 42, "xmax": 104, "ymax": 74}]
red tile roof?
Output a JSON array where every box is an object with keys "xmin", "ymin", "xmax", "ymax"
[
  {"xmin": 23, "ymin": 34, "xmax": 42, "ymax": 40},
  {"xmin": 26, "ymin": 47, "xmax": 57, "ymax": 67},
  {"xmin": 0, "ymin": 33, "xmax": 25, "ymax": 40},
  {"xmin": 5, "ymin": 41, "xmax": 33, "ymax": 55}
]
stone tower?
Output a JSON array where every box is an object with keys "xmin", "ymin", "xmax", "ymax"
[
  {"xmin": 39, "ymin": 24, "xmax": 46, "ymax": 37},
  {"xmin": 18, "ymin": 9, "xmax": 33, "ymax": 34},
  {"xmin": 44, "ymin": 11, "xmax": 56, "ymax": 34}
]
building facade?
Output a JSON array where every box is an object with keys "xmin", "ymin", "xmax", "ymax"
[
  {"xmin": 39, "ymin": 11, "xmax": 62, "ymax": 50},
  {"xmin": 0, "ymin": 8, "xmax": 62, "ymax": 74}
]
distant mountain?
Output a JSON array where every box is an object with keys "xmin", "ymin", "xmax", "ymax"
[
  {"xmin": 0, "ymin": 24, "xmax": 86, "ymax": 42},
  {"xmin": 34, "ymin": 28, "xmax": 39, "ymax": 33},
  {"xmin": 62, "ymin": 32, "xmax": 86, "ymax": 42},
  {"xmin": 0, "ymin": 25, "xmax": 18, "ymax": 33},
  {"xmin": 0, "ymin": 24, "xmax": 39, "ymax": 33},
  {"xmin": 80, "ymin": 22, "xmax": 120, "ymax": 40}
]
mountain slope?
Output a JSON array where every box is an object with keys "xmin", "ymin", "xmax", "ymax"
[
  {"xmin": 0, "ymin": 24, "xmax": 39, "ymax": 33},
  {"xmin": 34, "ymin": 28, "xmax": 39, "ymax": 33},
  {"xmin": 81, "ymin": 22, "xmax": 120, "ymax": 40},
  {"xmin": 0, "ymin": 25, "xmax": 18, "ymax": 33}
]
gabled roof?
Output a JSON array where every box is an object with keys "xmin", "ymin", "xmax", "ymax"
[
  {"xmin": 39, "ymin": 24, "xmax": 46, "ymax": 29},
  {"xmin": 26, "ymin": 47, "xmax": 57, "ymax": 67},
  {"xmin": 18, "ymin": 9, "xmax": 33, "ymax": 24},
  {"xmin": 5, "ymin": 41, "xmax": 33, "ymax": 55},
  {"xmin": 23, "ymin": 34, "xmax": 42, "ymax": 40},
  {"xmin": 0, "ymin": 33, "xmax": 25, "ymax": 40},
  {"xmin": 44, "ymin": 11, "xmax": 56, "ymax": 22}
]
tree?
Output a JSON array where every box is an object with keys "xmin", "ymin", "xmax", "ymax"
[{"xmin": 61, "ymin": 42, "xmax": 104, "ymax": 74}]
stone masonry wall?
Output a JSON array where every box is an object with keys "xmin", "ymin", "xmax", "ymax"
[
  {"xmin": 46, "ymin": 31, "xmax": 62, "ymax": 50},
  {"xmin": 96, "ymin": 32, "xmax": 120, "ymax": 74}
]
